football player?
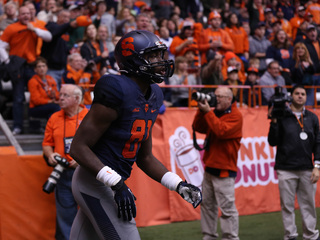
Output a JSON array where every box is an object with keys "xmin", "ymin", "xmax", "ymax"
[{"xmin": 69, "ymin": 30, "xmax": 202, "ymax": 239}]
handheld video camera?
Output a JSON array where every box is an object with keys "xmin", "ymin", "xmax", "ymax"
[
  {"xmin": 192, "ymin": 91, "xmax": 217, "ymax": 107},
  {"xmin": 269, "ymin": 86, "xmax": 292, "ymax": 119},
  {"xmin": 42, "ymin": 155, "xmax": 70, "ymax": 194}
]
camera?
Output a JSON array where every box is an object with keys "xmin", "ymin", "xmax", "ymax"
[
  {"xmin": 42, "ymin": 155, "xmax": 70, "ymax": 194},
  {"xmin": 269, "ymin": 86, "xmax": 292, "ymax": 119},
  {"xmin": 192, "ymin": 91, "xmax": 217, "ymax": 107}
]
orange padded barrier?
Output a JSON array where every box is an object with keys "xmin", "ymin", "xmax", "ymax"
[{"xmin": 1, "ymin": 107, "xmax": 320, "ymax": 239}]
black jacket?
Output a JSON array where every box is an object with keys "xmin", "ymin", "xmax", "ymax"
[
  {"xmin": 303, "ymin": 37, "xmax": 320, "ymax": 73},
  {"xmin": 268, "ymin": 108, "xmax": 320, "ymax": 170},
  {"xmin": 41, "ymin": 22, "xmax": 72, "ymax": 70}
]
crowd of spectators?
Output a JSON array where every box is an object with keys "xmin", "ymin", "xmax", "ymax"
[{"xmin": 0, "ymin": 0, "xmax": 320, "ymax": 134}]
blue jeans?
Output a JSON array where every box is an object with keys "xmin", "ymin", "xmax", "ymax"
[
  {"xmin": 47, "ymin": 69, "xmax": 65, "ymax": 90},
  {"xmin": 13, "ymin": 65, "xmax": 34, "ymax": 130},
  {"xmin": 55, "ymin": 168, "xmax": 77, "ymax": 240}
]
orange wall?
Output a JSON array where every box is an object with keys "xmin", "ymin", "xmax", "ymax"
[{"xmin": 1, "ymin": 107, "xmax": 320, "ymax": 239}]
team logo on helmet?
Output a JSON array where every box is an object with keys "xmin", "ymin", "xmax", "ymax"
[{"xmin": 121, "ymin": 37, "xmax": 134, "ymax": 56}]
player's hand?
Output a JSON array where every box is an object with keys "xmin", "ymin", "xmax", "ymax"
[
  {"xmin": 111, "ymin": 179, "xmax": 136, "ymax": 221},
  {"xmin": 176, "ymin": 181, "xmax": 202, "ymax": 208}
]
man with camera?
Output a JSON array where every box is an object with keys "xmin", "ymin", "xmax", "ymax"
[
  {"xmin": 192, "ymin": 86, "xmax": 243, "ymax": 240},
  {"xmin": 268, "ymin": 85, "xmax": 320, "ymax": 240},
  {"xmin": 42, "ymin": 84, "xmax": 88, "ymax": 240}
]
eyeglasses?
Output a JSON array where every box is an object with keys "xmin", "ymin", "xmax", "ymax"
[
  {"xmin": 215, "ymin": 95, "xmax": 229, "ymax": 99},
  {"xmin": 59, "ymin": 93, "xmax": 74, "ymax": 98}
]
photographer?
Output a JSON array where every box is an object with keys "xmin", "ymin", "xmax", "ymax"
[
  {"xmin": 42, "ymin": 84, "xmax": 88, "ymax": 240},
  {"xmin": 192, "ymin": 86, "xmax": 243, "ymax": 240},
  {"xmin": 268, "ymin": 85, "xmax": 320, "ymax": 240}
]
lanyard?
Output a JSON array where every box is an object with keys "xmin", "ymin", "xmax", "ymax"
[{"xmin": 294, "ymin": 114, "xmax": 304, "ymax": 132}]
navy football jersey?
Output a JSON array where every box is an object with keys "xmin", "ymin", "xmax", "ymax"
[{"xmin": 91, "ymin": 74, "xmax": 164, "ymax": 179}]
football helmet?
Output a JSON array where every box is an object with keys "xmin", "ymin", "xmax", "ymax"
[{"xmin": 114, "ymin": 30, "xmax": 174, "ymax": 83}]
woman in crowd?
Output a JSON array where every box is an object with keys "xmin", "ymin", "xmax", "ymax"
[
  {"xmin": 266, "ymin": 29, "xmax": 294, "ymax": 85},
  {"xmin": 28, "ymin": 57, "xmax": 60, "ymax": 133},
  {"xmin": 80, "ymin": 23, "xmax": 108, "ymax": 76},
  {"xmin": 169, "ymin": 56, "xmax": 199, "ymax": 107},
  {"xmin": 291, "ymin": 42, "xmax": 315, "ymax": 105},
  {"xmin": 224, "ymin": 12, "xmax": 249, "ymax": 68}
]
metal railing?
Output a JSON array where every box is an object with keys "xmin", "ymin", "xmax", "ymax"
[{"xmin": 78, "ymin": 83, "xmax": 320, "ymax": 108}]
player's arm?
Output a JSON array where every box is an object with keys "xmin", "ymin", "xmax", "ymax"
[
  {"xmin": 137, "ymin": 132, "xmax": 202, "ymax": 208},
  {"xmin": 70, "ymin": 103, "xmax": 117, "ymax": 175}
]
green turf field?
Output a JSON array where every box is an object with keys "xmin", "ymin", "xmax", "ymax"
[{"xmin": 138, "ymin": 208, "xmax": 320, "ymax": 240}]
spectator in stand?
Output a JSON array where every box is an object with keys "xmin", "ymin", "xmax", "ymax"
[
  {"xmin": 136, "ymin": 12, "xmax": 151, "ymax": 31},
  {"xmin": 0, "ymin": 1, "xmax": 17, "ymax": 31},
  {"xmin": 80, "ymin": 24, "xmax": 108, "ymax": 75},
  {"xmin": 37, "ymin": 0, "xmax": 58, "ymax": 23},
  {"xmin": 62, "ymin": 53, "xmax": 100, "ymax": 106},
  {"xmin": 97, "ymin": 25, "xmax": 114, "ymax": 75},
  {"xmin": 248, "ymin": 57, "xmax": 261, "ymax": 71},
  {"xmin": 266, "ymin": 29, "xmax": 294, "ymax": 85},
  {"xmin": 28, "ymin": 57, "xmax": 60, "ymax": 133},
  {"xmin": 291, "ymin": 42, "xmax": 315, "ymax": 105},
  {"xmin": 290, "ymin": 5, "xmax": 306, "ymax": 41},
  {"xmin": 198, "ymin": 11, "xmax": 234, "ymax": 65},
  {"xmin": 158, "ymin": 26, "xmax": 174, "ymax": 60},
  {"xmin": 151, "ymin": 0, "xmax": 173, "ymax": 20},
  {"xmin": 42, "ymin": 84, "xmax": 88, "ymax": 240},
  {"xmin": 41, "ymin": 10, "xmax": 92, "ymax": 89},
  {"xmin": 276, "ymin": 7, "xmax": 292, "ymax": 40},
  {"xmin": 267, "ymin": 20, "xmax": 282, "ymax": 41},
  {"xmin": 167, "ymin": 18, "xmax": 178, "ymax": 38},
  {"xmin": 223, "ymin": 66, "xmax": 243, "ymax": 103},
  {"xmin": 169, "ymin": 56, "xmax": 199, "ymax": 107},
  {"xmin": 243, "ymin": 67, "xmax": 260, "ymax": 106},
  {"xmin": 224, "ymin": 12, "xmax": 249, "ymax": 67},
  {"xmin": 294, "ymin": 20, "xmax": 309, "ymax": 44},
  {"xmin": 303, "ymin": 24, "xmax": 320, "ymax": 91},
  {"xmin": 115, "ymin": 6, "xmax": 134, "ymax": 35},
  {"xmin": 0, "ymin": 6, "xmax": 52, "ymax": 135},
  {"xmin": 68, "ymin": 4, "xmax": 85, "ymax": 50},
  {"xmin": 170, "ymin": 20, "xmax": 200, "ymax": 68},
  {"xmin": 91, "ymin": 1, "xmax": 115, "ymax": 44},
  {"xmin": 306, "ymin": 0, "xmax": 320, "ymax": 25},
  {"xmin": 249, "ymin": 21, "xmax": 271, "ymax": 74},
  {"xmin": 201, "ymin": 51, "xmax": 224, "ymax": 93},
  {"xmin": 259, "ymin": 60, "xmax": 287, "ymax": 105},
  {"xmin": 246, "ymin": 0, "xmax": 265, "ymax": 32},
  {"xmin": 222, "ymin": 51, "xmax": 246, "ymax": 84},
  {"xmin": 277, "ymin": 0, "xmax": 295, "ymax": 21},
  {"xmin": 264, "ymin": 8, "xmax": 276, "ymax": 39}
]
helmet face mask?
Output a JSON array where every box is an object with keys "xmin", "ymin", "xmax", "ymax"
[{"xmin": 115, "ymin": 30, "xmax": 174, "ymax": 83}]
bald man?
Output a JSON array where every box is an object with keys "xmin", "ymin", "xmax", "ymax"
[
  {"xmin": 43, "ymin": 84, "xmax": 88, "ymax": 240},
  {"xmin": 192, "ymin": 86, "xmax": 243, "ymax": 240}
]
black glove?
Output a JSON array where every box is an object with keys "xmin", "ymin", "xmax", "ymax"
[
  {"xmin": 111, "ymin": 179, "xmax": 136, "ymax": 221},
  {"xmin": 176, "ymin": 181, "xmax": 202, "ymax": 208}
]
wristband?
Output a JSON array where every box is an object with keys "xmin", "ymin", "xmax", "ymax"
[
  {"xmin": 161, "ymin": 172, "xmax": 183, "ymax": 191},
  {"xmin": 96, "ymin": 166, "xmax": 122, "ymax": 187}
]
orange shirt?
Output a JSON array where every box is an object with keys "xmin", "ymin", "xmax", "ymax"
[
  {"xmin": 42, "ymin": 106, "xmax": 88, "ymax": 162},
  {"xmin": 0, "ymin": 21, "xmax": 46, "ymax": 63},
  {"xmin": 28, "ymin": 74, "xmax": 59, "ymax": 108},
  {"xmin": 198, "ymin": 28, "xmax": 234, "ymax": 65},
  {"xmin": 224, "ymin": 26, "xmax": 249, "ymax": 54},
  {"xmin": 306, "ymin": 3, "xmax": 320, "ymax": 24},
  {"xmin": 169, "ymin": 36, "xmax": 200, "ymax": 67},
  {"xmin": 62, "ymin": 64, "xmax": 100, "ymax": 105},
  {"xmin": 289, "ymin": 16, "xmax": 305, "ymax": 41}
]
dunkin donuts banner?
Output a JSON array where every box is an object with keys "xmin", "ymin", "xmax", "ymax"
[
  {"xmin": 128, "ymin": 107, "xmax": 320, "ymax": 226},
  {"xmin": 1, "ymin": 107, "xmax": 320, "ymax": 239}
]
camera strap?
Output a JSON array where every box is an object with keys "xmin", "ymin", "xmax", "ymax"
[{"xmin": 192, "ymin": 128, "xmax": 208, "ymax": 151}]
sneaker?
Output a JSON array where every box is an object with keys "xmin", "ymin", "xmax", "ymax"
[{"xmin": 12, "ymin": 128, "xmax": 22, "ymax": 135}]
